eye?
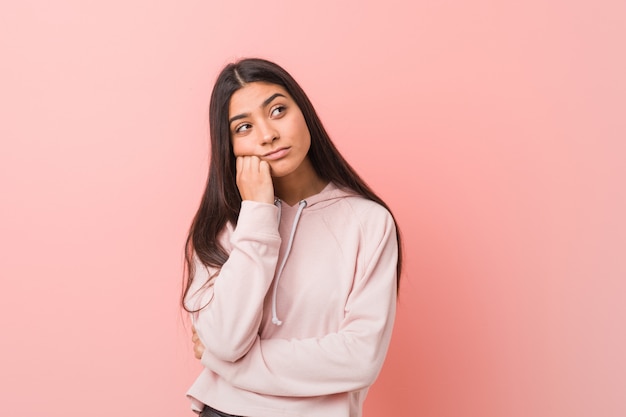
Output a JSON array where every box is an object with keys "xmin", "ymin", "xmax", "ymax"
[
  {"xmin": 270, "ymin": 105, "xmax": 286, "ymax": 118},
  {"xmin": 234, "ymin": 123, "xmax": 252, "ymax": 134}
]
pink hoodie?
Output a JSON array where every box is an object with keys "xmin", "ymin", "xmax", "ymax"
[{"xmin": 185, "ymin": 182, "xmax": 398, "ymax": 417}]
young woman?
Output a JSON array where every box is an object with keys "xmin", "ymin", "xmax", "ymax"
[{"xmin": 182, "ymin": 58, "xmax": 402, "ymax": 417}]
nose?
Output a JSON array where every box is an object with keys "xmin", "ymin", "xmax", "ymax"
[{"xmin": 258, "ymin": 121, "xmax": 279, "ymax": 145}]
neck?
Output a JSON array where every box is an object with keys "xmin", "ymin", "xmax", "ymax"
[{"xmin": 273, "ymin": 160, "xmax": 327, "ymax": 206}]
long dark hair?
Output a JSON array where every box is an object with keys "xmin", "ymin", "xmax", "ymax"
[{"xmin": 182, "ymin": 58, "xmax": 403, "ymax": 311}]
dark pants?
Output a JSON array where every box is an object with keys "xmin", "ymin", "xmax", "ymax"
[{"xmin": 200, "ymin": 404, "xmax": 242, "ymax": 417}]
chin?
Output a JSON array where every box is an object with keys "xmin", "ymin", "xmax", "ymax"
[
  {"xmin": 268, "ymin": 163, "xmax": 296, "ymax": 178},
  {"xmin": 269, "ymin": 170, "xmax": 291, "ymax": 179}
]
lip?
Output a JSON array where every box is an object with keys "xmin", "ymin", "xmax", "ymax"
[{"xmin": 263, "ymin": 147, "xmax": 290, "ymax": 161}]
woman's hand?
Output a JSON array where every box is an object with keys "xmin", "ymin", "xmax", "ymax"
[
  {"xmin": 236, "ymin": 156, "xmax": 274, "ymax": 204},
  {"xmin": 191, "ymin": 326, "xmax": 205, "ymax": 360}
]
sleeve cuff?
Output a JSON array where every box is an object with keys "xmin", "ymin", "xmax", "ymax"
[{"xmin": 234, "ymin": 201, "xmax": 280, "ymax": 238}]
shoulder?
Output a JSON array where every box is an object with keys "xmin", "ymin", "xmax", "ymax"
[
  {"xmin": 341, "ymin": 195, "xmax": 395, "ymax": 229},
  {"xmin": 318, "ymin": 183, "xmax": 393, "ymax": 220},
  {"xmin": 319, "ymin": 195, "xmax": 397, "ymax": 252},
  {"xmin": 337, "ymin": 196, "xmax": 398, "ymax": 277}
]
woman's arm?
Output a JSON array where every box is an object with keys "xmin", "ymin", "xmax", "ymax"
[
  {"xmin": 187, "ymin": 200, "xmax": 281, "ymax": 362},
  {"xmin": 200, "ymin": 212, "xmax": 398, "ymax": 396}
]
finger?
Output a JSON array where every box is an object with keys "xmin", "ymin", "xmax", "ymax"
[
  {"xmin": 194, "ymin": 342, "xmax": 204, "ymax": 359},
  {"xmin": 249, "ymin": 155, "xmax": 260, "ymax": 173},
  {"xmin": 237, "ymin": 156, "xmax": 248, "ymax": 181},
  {"xmin": 236, "ymin": 156, "xmax": 243, "ymax": 180},
  {"xmin": 259, "ymin": 160, "xmax": 271, "ymax": 177}
]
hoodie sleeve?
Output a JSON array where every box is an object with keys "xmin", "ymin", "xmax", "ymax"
[
  {"xmin": 200, "ymin": 209, "xmax": 398, "ymax": 396},
  {"xmin": 186, "ymin": 201, "xmax": 281, "ymax": 363}
]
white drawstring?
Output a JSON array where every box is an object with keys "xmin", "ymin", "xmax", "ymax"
[{"xmin": 271, "ymin": 199, "xmax": 307, "ymax": 325}]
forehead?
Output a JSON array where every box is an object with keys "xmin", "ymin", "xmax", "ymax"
[{"xmin": 228, "ymin": 82, "xmax": 292, "ymax": 116}]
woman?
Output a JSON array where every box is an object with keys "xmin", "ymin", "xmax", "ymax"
[{"xmin": 183, "ymin": 58, "xmax": 402, "ymax": 417}]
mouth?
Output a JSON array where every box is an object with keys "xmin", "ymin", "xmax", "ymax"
[{"xmin": 263, "ymin": 147, "xmax": 290, "ymax": 161}]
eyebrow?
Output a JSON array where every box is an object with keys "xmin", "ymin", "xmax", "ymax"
[{"xmin": 229, "ymin": 93, "xmax": 287, "ymax": 125}]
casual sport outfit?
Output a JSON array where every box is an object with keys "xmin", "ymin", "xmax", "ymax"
[{"xmin": 185, "ymin": 182, "xmax": 398, "ymax": 417}]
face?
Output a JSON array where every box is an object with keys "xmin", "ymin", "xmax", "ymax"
[{"xmin": 228, "ymin": 82, "xmax": 313, "ymax": 179}]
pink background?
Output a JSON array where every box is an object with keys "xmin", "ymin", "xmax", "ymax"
[{"xmin": 1, "ymin": 1, "xmax": 625, "ymax": 416}]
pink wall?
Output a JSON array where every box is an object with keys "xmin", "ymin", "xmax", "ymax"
[{"xmin": 1, "ymin": 1, "xmax": 625, "ymax": 416}]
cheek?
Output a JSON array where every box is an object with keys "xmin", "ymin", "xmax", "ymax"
[
  {"xmin": 302, "ymin": 128, "xmax": 312, "ymax": 151},
  {"xmin": 295, "ymin": 118, "xmax": 311, "ymax": 148},
  {"xmin": 231, "ymin": 140, "xmax": 246, "ymax": 157}
]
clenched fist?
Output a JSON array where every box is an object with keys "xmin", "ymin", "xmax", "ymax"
[{"xmin": 236, "ymin": 156, "xmax": 274, "ymax": 204}]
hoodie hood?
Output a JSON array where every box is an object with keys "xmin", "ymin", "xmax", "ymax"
[{"xmin": 277, "ymin": 181, "xmax": 357, "ymax": 210}]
